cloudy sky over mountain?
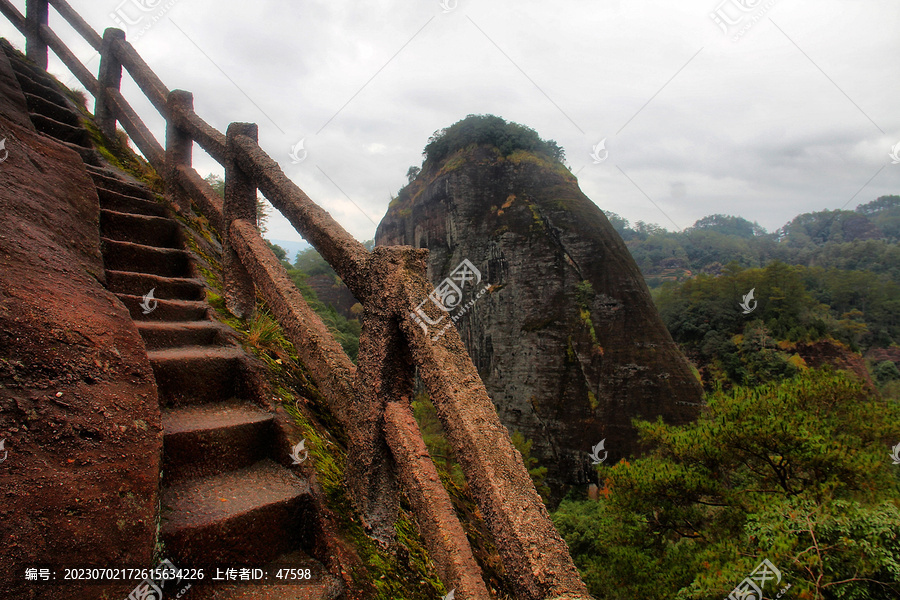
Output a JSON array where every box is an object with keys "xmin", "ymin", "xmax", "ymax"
[{"xmin": 2, "ymin": 0, "xmax": 898, "ymax": 246}]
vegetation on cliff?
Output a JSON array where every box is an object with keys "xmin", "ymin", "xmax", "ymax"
[
  {"xmin": 420, "ymin": 114, "xmax": 565, "ymax": 170},
  {"xmin": 552, "ymin": 199, "xmax": 900, "ymax": 599},
  {"xmin": 553, "ymin": 368, "xmax": 900, "ymax": 600},
  {"xmin": 653, "ymin": 261, "xmax": 899, "ymax": 392},
  {"xmin": 579, "ymin": 196, "xmax": 900, "ymax": 398}
]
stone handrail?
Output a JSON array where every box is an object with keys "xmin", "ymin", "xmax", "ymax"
[{"xmin": 0, "ymin": 2, "xmax": 593, "ymax": 598}]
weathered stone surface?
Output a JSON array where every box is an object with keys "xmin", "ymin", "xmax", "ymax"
[
  {"xmin": 384, "ymin": 400, "xmax": 491, "ymax": 599},
  {"xmin": 796, "ymin": 339, "xmax": 875, "ymax": 388},
  {"xmin": 376, "ymin": 145, "xmax": 704, "ymax": 496},
  {"xmin": 0, "ymin": 40, "xmax": 33, "ymax": 130},
  {"xmin": 0, "ymin": 118, "xmax": 160, "ymax": 598},
  {"xmin": 397, "ymin": 257, "xmax": 591, "ymax": 600},
  {"xmin": 232, "ymin": 216, "xmax": 590, "ymax": 598}
]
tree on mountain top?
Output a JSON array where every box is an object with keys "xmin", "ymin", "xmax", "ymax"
[{"xmin": 421, "ymin": 114, "xmax": 565, "ymax": 167}]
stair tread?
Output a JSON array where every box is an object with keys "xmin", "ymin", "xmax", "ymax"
[
  {"xmin": 100, "ymin": 207, "xmax": 173, "ymax": 224},
  {"xmin": 161, "ymin": 459, "xmax": 309, "ymax": 532},
  {"xmin": 97, "ymin": 188, "xmax": 168, "ymax": 217},
  {"xmin": 29, "ymin": 112, "xmax": 92, "ymax": 147},
  {"xmin": 97, "ymin": 188, "xmax": 159, "ymax": 204},
  {"xmin": 136, "ymin": 320, "xmax": 227, "ymax": 350},
  {"xmin": 89, "ymin": 170, "xmax": 156, "ymax": 200},
  {"xmin": 115, "ymin": 293, "xmax": 207, "ymax": 307},
  {"xmin": 101, "ymin": 208, "xmax": 181, "ymax": 247},
  {"xmin": 137, "ymin": 320, "xmax": 221, "ymax": 332},
  {"xmin": 107, "ymin": 270, "xmax": 203, "ymax": 285},
  {"xmin": 101, "ymin": 237, "xmax": 190, "ymax": 255},
  {"xmin": 163, "ymin": 401, "xmax": 273, "ymax": 436},
  {"xmin": 149, "ymin": 346, "xmax": 245, "ymax": 362},
  {"xmin": 23, "ymin": 91, "xmax": 81, "ymax": 126}
]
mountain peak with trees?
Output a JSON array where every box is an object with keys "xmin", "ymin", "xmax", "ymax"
[{"xmin": 420, "ymin": 113, "xmax": 566, "ymax": 169}]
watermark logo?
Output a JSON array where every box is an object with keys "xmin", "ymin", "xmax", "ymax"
[
  {"xmin": 589, "ymin": 439, "xmax": 608, "ymax": 465},
  {"xmin": 289, "ymin": 139, "xmax": 307, "ymax": 164},
  {"xmin": 710, "ymin": 0, "xmax": 778, "ymax": 41},
  {"xmin": 140, "ymin": 288, "xmax": 158, "ymax": 315},
  {"xmin": 739, "ymin": 288, "xmax": 757, "ymax": 314},
  {"xmin": 440, "ymin": 589, "xmax": 455, "ymax": 600},
  {"xmin": 890, "ymin": 442, "xmax": 900, "ymax": 465},
  {"xmin": 439, "ymin": 0, "xmax": 458, "ymax": 13},
  {"xmin": 410, "ymin": 259, "xmax": 489, "ymax": 342},
  {"xmin": 290, "ymin": 439, "xmax": 309, "ymax": 464},
  {"xmin": 0, "ymin": 439, "xmax": 7, "ymax": 464},
  {"xmin": 109, "ymin": 0, "xmax": 181, "ymax": 41},
  {"xmin": 727, "ymin": 558, "xmax": 789, "ymax": 600},
  {"xmin": 589, "ymin": 139, "xmax": 608, "ymax": 164},
  {"xmin": 0, "ymin": 137, "xmax": 8, "ymax": 163},
  {"xmin": 889, "ymin": 142, "xmax": 900, "ymax": 165},
  {"xmin": 127, "ymin": 558, "xmax": 192, "ymax": 600}
]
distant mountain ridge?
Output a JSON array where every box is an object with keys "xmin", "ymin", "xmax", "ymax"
[{"xmin": 607, "ymin": 195, "xmax": 900, "ymax": 287}]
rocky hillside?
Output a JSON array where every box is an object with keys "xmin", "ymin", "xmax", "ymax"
[{"xmin": 376, "ymin": 116, "xmax": 703, "ymax": 496}]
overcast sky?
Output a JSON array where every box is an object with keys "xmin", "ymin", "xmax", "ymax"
[{"xmin": 2, "ymin": 0, "xmax": 898, "ymax": 245}]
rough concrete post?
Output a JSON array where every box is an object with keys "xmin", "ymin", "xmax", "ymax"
[
  {"xmin": 224, "ymin": 122, "xmax": 258, "ymax": 320},
  {"xmin": 166, "ymin": 90, "xmax": 193, "ymax": 213},
  {"xmin": 96, "ymin": 28, "xmax": 125, "ymax": 139},
  {"xmin": 347, "ymin": 248, "xmax": 414, "ymax": 545},
  {"xmin": 397, "ymin": 253, "xmax": 593, "ymax": 600},
  {"xmin": 25, "ymin": 0, "xmax": 48, "ymax": 71},
  {"xmin": 384, "ymin": 401, "xmax": 491, "ymax": 600}
]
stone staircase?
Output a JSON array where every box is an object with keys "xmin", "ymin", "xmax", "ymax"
[{"xmin": 1, "ymin": 41, "xmax": 341, "ymax": 600}]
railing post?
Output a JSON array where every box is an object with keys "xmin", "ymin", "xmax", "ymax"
[
  {"xmin": 25, "ymin": 0, "xmax": 49, "ymax": 70},
  {"xmin": 224, "ymin": 122, "xmax": 258, "ymax": 320},
  {"xmin": 96, "ymin": 28, "xmax": 125, "ymax": 139},
  {"xmin": 166, "ymin": 90, "xmax": 193, "ymax": 213},
  {"xmin": 347, "ymin": 302, "xmax": 406, "ymax": 545},
  {"xmin": 399, "ymin": 260, "xmax": 594, "ymax": 599}
]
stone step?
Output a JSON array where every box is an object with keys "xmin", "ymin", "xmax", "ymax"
[
  {"xmin": 5, "ymin": 48, "xmax": 68, "ymax": 96},
  {"xmin": 149, "ymin": 346, "xmax": 247, "ymax": 406},
  {"xmin": 107, "ymin": 271, "xmax": 205, "ymax": 303},
  {"xmin": 23, "ymin": 91, "xmax": 81, "ymax": 127},
  {"xmin": 136, "ymin": 321, "xmax": 229, "ymax": 350},
  {"xmin": 29, "ymin": 112, "xmax": 92, "ymax": 147},
  {"xmin": 58, "ymin": 139, "xmax": 103, "ymax": 167},
  {"xmin": 160, "ymin": 459, "xmax": 313, "ymax": 565},
  {"xmin": 100, "ymin": 208, "xmax": 181, "ymax": 248},
  {"xmin": 6, "ymin": 59, "xmax": 71, "ymax": 107},
  {"xmin": 87, "ymin": 166, "xmax": 156, "ymax": 201},
  {"xmin": 116, "ymin": 293, "xmax": 208, "ymax": 322},
  {"xmin": 162, "ymin": 401, "xmax": 275, "ymax": 483},
  {"xmin": 96, "ymin": 186, "xmax": 168, "ymax": 218},
  {"xmin": 101, "ymin": 238, "xmax": 193, "ymax": 278}
]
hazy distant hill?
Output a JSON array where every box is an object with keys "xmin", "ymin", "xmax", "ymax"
[
  {"xmin": 265, "ymin": 238, "xmax": 310, "ymax": 262},
  {"xmin": 607, "ymin": 195, "xmax": 900, "ymax": 287}
]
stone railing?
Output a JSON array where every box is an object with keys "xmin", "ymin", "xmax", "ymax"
[{"xmin": 0, "ymin": 1, "xmax": 592, "ymax": 598}]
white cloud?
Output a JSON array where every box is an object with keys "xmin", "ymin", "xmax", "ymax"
[{"xmin": 0, "ymin": 0, "xmax": 896, "ymax": 242}]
